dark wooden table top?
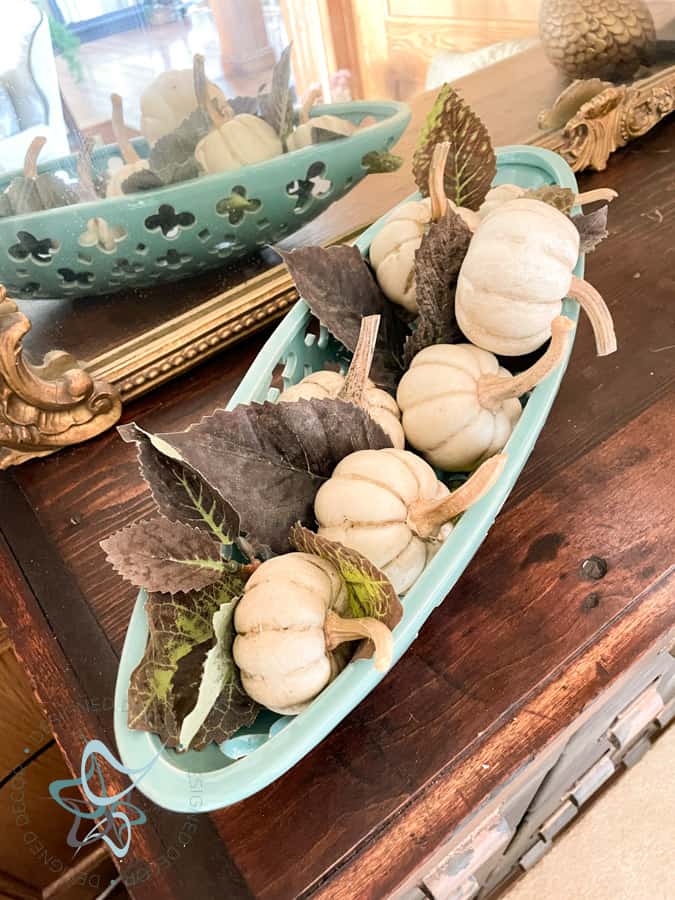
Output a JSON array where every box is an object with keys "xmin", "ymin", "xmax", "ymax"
[{"xmin": 1, "ymin": 46, "xmax": 674, "ymax": 900}]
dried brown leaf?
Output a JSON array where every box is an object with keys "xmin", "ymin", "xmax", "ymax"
[
  {"xmin": 524, "ymin": 185, "xmax": 576, "ymax": 214},
  {"xmin": 404, "ymin": 207, "xmax": 472, "ymax": 365},
  {"xmin": 279, "ymin": 244, "xmax": 408, "ymax": 389},
  {"xmin": 572, "ymin": 204, "xmax": 609, "ymax": 254},
  {"xmin": 156, "ymin": 398, "xmax": 393, "ymax": 555},
  {"xmin": 101, "ymin": 517, "xmax": 224, "ymax": 594}
]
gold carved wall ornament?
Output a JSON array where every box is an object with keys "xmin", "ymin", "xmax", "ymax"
[
  {"xmin": 536, "ymin": 66, "xmax": 675, "ymax": 172},
  {"xmin": 0, "ymin": 287, "xmax": 122, "ymax": 468}
]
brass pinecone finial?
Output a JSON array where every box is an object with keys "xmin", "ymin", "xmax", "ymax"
[{"xmin": 539, "ymin": 0, "xmax": 656, "ymax": 79}]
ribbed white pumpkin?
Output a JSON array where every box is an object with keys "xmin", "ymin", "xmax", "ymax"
[
  {"xmin": 369, "ymin": 196, "xmax": 479, "ymax": 312},
  {"xmin": 398, "ymin": 345, "xmax": 521, "ymax": 471},
  {"xmin": 455, "ymin": 198, "xmax": 616, "ymax": 356},
  {"xmin": 233, "ymin": 553, "xmax": 392, "ymax": 714},
  {"xmin": 280, "ymin": 370, "xmax": 404, "ymax": 448},
  {"xmin": 233, "ymin": 553, "xmax": 347, "ymax": 714},
  {"xmin": 194, "ymin": 114, "xmax": 282, "ymax": 174},
  {"xmin": 140, "ymin": 67, "xmax": 226, "ymax": 145},
  {"xmin": 397, "ymin": 316, "xmax": 574, "ymax": 471},
  {"xmin": 315, "ymin": 449, "xmax": 505, "ymax": 594},
  {"xmin": 369, "ymin": 142, "xmax": 479, "ymax": 312}
]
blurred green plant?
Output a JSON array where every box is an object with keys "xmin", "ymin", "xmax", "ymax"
[{"xmin": 47, "ymin": 15, "xmax": 83, "ymax": 82}]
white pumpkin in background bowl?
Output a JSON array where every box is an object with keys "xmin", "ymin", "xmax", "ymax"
[
  {"xmin": 140, "ymin": 65, "xmax": 227, "ymax": 145},
  {"xmin": 192, "ymin": 54, "xmax": 282, "ymax": 174}
]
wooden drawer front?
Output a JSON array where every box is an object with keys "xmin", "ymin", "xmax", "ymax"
[{"xmin": 393, "ymin": 643, "xmax": 675, "ymax": 900}]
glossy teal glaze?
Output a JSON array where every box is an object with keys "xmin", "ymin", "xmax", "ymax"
[
  {"xmin": 0, "ymin": 101, "xmax": 410, "ymax": 299},
  {"xmin": 114, "ymin": 146, "xmax": 582, "ymax": 811}
]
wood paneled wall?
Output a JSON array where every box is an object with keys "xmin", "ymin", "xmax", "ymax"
[{"xmin": 325, "ymin": 0, "xmax": 540, "ymax": 99}]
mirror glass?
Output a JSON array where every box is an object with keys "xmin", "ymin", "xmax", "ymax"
[{"xmin": 3, "ymin": 0, "xmax": 674, "ymax": 364}]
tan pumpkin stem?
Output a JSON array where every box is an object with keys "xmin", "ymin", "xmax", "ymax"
[
  {"xmin": 324, "ymin": 610, "xmax": 393, "ymax": 673},
  {"xmin": 23, "ymin": 136, "xmax": 47, "ymax": 179},
  {"xmin": 193, "ymin": 53, "xmax": 232, "ymax": 127},
  {"xmin": 408, "ymin": 453, "xmax": 507, "ymax": 539},
  {"xmin": 568, "ymin": 274, "xmax": 617, "ymax": 356},
  {"xmin": 477, "ymin": 316, "xmax": 574, "ymax": 409},
  {"xmin": 429, "ymin": 141, "xmax": 450, "ymax": 221},
  {"xmin": 339, "ymin": 314, "xmax": 380, "ymax": 406},
  {"xmin": 300, "ymin": 86, "xmax": 322, "ymax": 124},
  {"xmin": 576, "ymin": 188, "xmax": 618, "ymax": 205},
  {"xmin": 110, "ymin": 94, "xmax": 139, "ymax": 164}
]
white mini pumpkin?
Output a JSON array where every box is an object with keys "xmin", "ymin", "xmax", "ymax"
[
  {"xmin": 194, "ymin": 113, "xmax": 283, "ymax": 174},
  {"xmin": 315, "ymin": 450, "xmax": 506, "ymax": 594},
  {"xmin": 106, "ymin": 93, "xmax": 150, "ymax": 198},
  {"xmin": 281, "ymin": 314, "xmax": 405, "ymax": 447},
  {"xmin": 286, "ymin": 87, "xmax": 357, "ymax": 152},
  {"xmin": 397, "ymin": 315, "xmax": 573, "ymax": 471},
  {"xmin": 478, "ymin": 184, "xmax": 617, "ymax": 223},
  {"xmin": 455, "ymin": 197, "xmax": 616, "ymax": 356},
  {"xmin": 233, "ymin": 553, "xmax": 392, "ymax": 714},
  {"xmin": 140, "ymin": 65, "xmax": 227, "ymax": 145},
  {"xmin": 369, "ymin": 142, "xmax": 479, "ymax": 312}
]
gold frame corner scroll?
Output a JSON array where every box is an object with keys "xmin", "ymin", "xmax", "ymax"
[
  {"xmin": 535, "ymin": 64, "xmax": 675, "ymax": 172},
  {"xmin": 0, "ymin": 287, "xmax": 123, "ymax": 469}
]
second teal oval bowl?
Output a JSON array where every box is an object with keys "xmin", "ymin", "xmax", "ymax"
[
  {"xmin": 114, "ymin": 145, "xmax": 582, "ymax": 811},
  {"xmin": 0, "ymin": 100, "xmax": 410, "ymax": 300}
]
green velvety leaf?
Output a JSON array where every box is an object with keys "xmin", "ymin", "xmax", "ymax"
[
  {"xmin": 259, "ymin": 44, "xmax": 293, "ymax": 141},
  {"xmin": 404, "ymin": 207, "xmax": 472, "ymax": 366},
  {"xmin": 289, "ymin": 524, "xmax": 402, "ymax": 662},
  {"xmin": 361, "ymin": 150, "xmax": 403, "ymax": 174},
  {"xmin": 155, "ymin": 397, "xmax": 393, "ymax": 555},
  {"xmin": 148, "ymin": 107, "xmax": 210, "ymax": 185},
  {"xmin": 119, "ymin": 423, "xmax": 240, "ymax": 545},
  {"xmin": 100, "ymin": 516, "xmax": 226, "ymax": 594},
  {"xmin": 413, "ymin": 84, "xmax": 495, "ymax": 210},
  {"xmin": 127, "ymin": 576, "xmax": 251, "ymax": 748},
  {"xmin": 121, "ymin": 168, "xmax": 165, "ymax": 194}
]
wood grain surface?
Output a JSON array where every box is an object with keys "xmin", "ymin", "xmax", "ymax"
[{"xmin": 1, "ymin": 47, "xmax": 674, "ymax": 900}]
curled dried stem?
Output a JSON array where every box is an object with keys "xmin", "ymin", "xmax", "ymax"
[
  {"xmin": 568, "ymin": 274, "xmax": 617, "ymax": 356},
  {"xmin": 300, "ymin": 86, "xmax": 323, "ymax": 124},
  {"xmin": 408, "ymin": 453, "xmax": 507, "ymax": 539},
  {"xmin": 324, "ymin": 609, "xmax": 393, "ymax": 672},
  {"xmin": 339, "ymin": 315, "xmax": 380, "ymax": 407},
  {"xmin": 111, "ymin": 94, "xmax": 139, "ymax": 164},
  {"xmin": 576, "ymin": 188, "xmax": 617, "ymax": 206},
  {"xmin": 429, "ymin": 142, "xmax": 450, "ymax": 222},
  {"xmin": 478, "ymin": 316, "xmax": 574, "ymax": 409},
  {"xmin": 24, "ymin": 136, "xmax": 47, "ymax": 179}
]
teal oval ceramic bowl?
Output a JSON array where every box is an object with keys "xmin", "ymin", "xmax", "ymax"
[
  {"xmin": 114, "ymin": 145, "xmax": 582, "ymax": 811},
  {"xmin": 0, "ymin": 100, "xmax": 410, "ymax": 300}
]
